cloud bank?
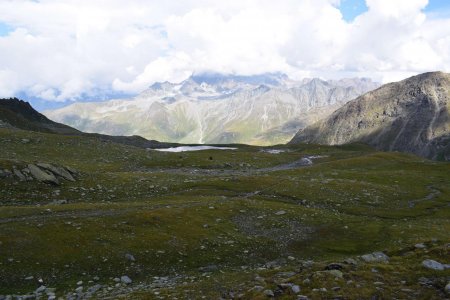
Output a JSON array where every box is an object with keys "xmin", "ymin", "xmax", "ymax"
[{"xmin": 0, "ymin": 0, "xmax": 449, "ymax": 101}]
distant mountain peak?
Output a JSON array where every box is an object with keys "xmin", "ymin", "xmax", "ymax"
[{"xmin": 46, "ymin": 74, "xmax": 380, "ymax": 145}]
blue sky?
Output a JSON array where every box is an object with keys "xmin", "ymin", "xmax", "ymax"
[
  {"xmin": 339, "ymin": 0, "xmax": 450, "ymax": 21},
  {"xmin": 339, "ymin": 0, "xmax": 368, "ymax": 21},
  {"xmin": 1, "ymin": 0, "xmax": 450, "ymax": 111}
]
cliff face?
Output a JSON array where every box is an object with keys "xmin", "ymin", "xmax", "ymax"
[{"xmin": 290, "ymin": 72, "xmax": 450, "ymax": 160}]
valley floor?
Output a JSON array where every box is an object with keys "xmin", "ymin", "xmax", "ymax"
[{"xmin": 0, "ymin": 128, "xmax": 449, "ymax": 299}]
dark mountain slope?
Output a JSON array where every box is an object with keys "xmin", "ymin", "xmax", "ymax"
[
  {"xmin": 290, "ymin": 72, "xmax": 450, "ymax": 160},
  {"xmin": 0, "ymin": 98, "xmax": 176, "ymax": 149}
]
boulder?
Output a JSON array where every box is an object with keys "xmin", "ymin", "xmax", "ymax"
[
  {"xmin": 28, "ymin": 164, "xmax": 59, "ymax": 185},
  {"xmin": 13, "ymin": 169, "xmax": 26, "ymax": 181},
  {"xmin": 37, "ymin": 163, "xmax": 75, "ymax": 181},
  {"xmin": 361, "ymin": 251, "xmax": 389, "ymax": 263},
  {"xmin": 422, "ymin": 259, "xmax": 445, "ymax": 270},
  {"xmin": 445, "ymin": 282, "xmax": 450, "ymax": 294},
  {"xmin": 120, "ymin": 275, "xmax": 132, "ymax": 284}
]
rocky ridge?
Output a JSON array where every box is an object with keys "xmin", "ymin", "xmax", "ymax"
[{"xmin": 290, "ymin": 72, "xmax": 450, "ymax": 160}]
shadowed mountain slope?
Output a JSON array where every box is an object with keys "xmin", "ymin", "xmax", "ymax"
[{"xmin": 290, "ymin": 72, "xmax": 450, "ymax": 160}]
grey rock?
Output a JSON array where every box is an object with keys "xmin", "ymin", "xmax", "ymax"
[
  {"xmin": 125, "ymin": 253, "xmax": 136, "ymax": 262},
  {"xmin": 250, "ymin": 286, "xmax": 264, "ymax": 292},
  {"xmin": 37, "ymin": 163, "xmax": 75, "ymax": 181},
  {"xmin": 291, "ymin": 285, "xmax": 301, "ymax": 294},
  {"xmin": 263, "ymin": 289, "xmax": 274, "ymax": 297},
  {"xmin": 28, "ymin": 164, "xmax": 59, "ymax": 185},
  {"xmin": 13, "ymin": 169, "xmax": 26, "ymax": 181},
  {"xmin": 414, "ymin": 243, "xmax": 426, "ymax": 249},
  {"xmin": 445, "ymin": 282, "xmax": 450, "ymax": 294},
  {"xmin": 35, "ymin": 285, "xmax": 46, "ymax": 293},
  {"xmin": 361, "ymin": 251, "xmax": 389, "ymax": 263},
  {"xmin": 198, "ymin": 264, "xmax": 218, "ymax": 272},
  {"xmin": 120, "ymin": 275, "xmax": 132, "ymax": 284},
  {"xmin": 275, "ymin": 210, "xmax": 286, "ymax": 215},
  {"xmin": 276, "ymin": 271, "xmax": 296, "ymax": 278},
  {"xmin": 87, "ymin": 284, "xmax": 102, "ymax": 294},
  {"xmin": 343, "ymin": 258, "xmax": 358, "ymax": 265},
  {"xmin": 422, "ymin": 259, "xmax": 445, "ymax": 270}
]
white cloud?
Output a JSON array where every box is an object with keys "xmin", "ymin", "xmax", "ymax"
[{"xmin": 0, "ymin": 0, "xmax": 449, "ymax": 101}]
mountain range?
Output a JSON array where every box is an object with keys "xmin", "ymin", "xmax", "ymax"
[
  {"xmin": 44, "ymin": 73, "xmax": 379, "ymax": 145},
  {"xmin": 290, "ymin": 71, "xmax": 450, "ymax": 160}
]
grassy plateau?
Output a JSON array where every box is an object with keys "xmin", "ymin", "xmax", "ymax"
[{"xmin": 0, "ymin": 128, "xmax": 449, "ymax": 299}]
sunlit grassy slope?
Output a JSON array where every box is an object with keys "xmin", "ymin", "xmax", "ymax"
[{"xmin": 0, "ymin": 128, "xmax": 449, "ymax": 299}]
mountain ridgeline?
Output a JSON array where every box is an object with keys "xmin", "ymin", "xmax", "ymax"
[
  {"xmin": 44, "ymin": 73, "xmax": 379, "ymax": 145},
  {"xmin": 0, "ymin": 98, "xmax": 177, "ymax": 149},
  {"xmin": 290, "ymin": 72, "xmax": 450, "ymax": 160}
]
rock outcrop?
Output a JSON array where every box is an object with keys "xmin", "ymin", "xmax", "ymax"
[
  {"xmin": 290, "ymin": 72, "xmax": 450, "ymax": 160},
  {"xmin": 1, "ymin": 163, "xmax": 78, "ymax": 185}
]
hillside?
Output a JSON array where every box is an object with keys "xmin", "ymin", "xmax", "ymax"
[
  {"xmin": 0, "ymin": 98, "xmax": 176, "ymax": 149},
  {"xmin": 290, "ymin": 72, "xmax": 450, "ymax": 160},
  {"xmin": 0, "ymin": 98, "xmax": 80, "ymax": 134},
  {"xmin": 44, "ymin": 74, "xmax": 379, "ymax": 145}
]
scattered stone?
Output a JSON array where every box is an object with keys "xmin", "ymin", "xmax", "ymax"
[
  {"xmin": 51, "ymin": 199, "xmax": 67, "ymax": 205},
  {"xmin": 276, "ymin": 271, "xmax": 296, "ymax": 278},
  {"xmin": 125, "ymin": 253, "xmax": 136, "ymax": 262},
  {"xmin": 422, "ymin": 259, "xmax": 445, "ymax": 270},
  {"xmin": 275, "ymin": 210, "xmax": 286, "ymax": 216},
  {"xmin": 263, "ymin": 289, "xmax": 274, "ymax": 297},
  {"xmin": 343, "ymin": 258, "xmax": 358, "ymax": 266},
  {"xmin": 76, "ymin": 281, "xmax": 83, "ymax": 286},
  {"xmin": 297, "ymin": 296, "xmax": 309, "ymax": 300},
  {"xmin": 75, "ymin": 286, "xmax": 83, "ymax": 293},
  {"xmin": 250, "ymin": 286, "xmax": 264, "ymax": 292},
  {"xmin": 361, "ymin": 251, "xmax": 389, "ymax": 263},
  {"xmin": 86, "ymin": 284, "xmax": 102, "ymax": 295},
  {"xmin": 254, "ymin": 276, "xmax": 265, "ymax": 284},
  {"xmin": 24, "ymin": 276, "xmax": 34, "ymax": 280},
  {"xmin": 445, "ymin": 282, "xmax": 450, "ymax": 294},
  {"xmin": 291, "ymin": 285, "xmax": 301, "ymax": 294},
  {"xmin": 198, "ymin": 264, "xmax": 218, "ymax": 273},
  {"xmin": 13, "ymin": 169, "xmax": 26, "ymax": 181},
  {"xmin": 415, "ymin": 243, "xmax": 426, "ymax": 249},
  {"xmin": 35, "ymin": 285, "xmax": 46, "ymax": 293},
  {"xmin": 120, "ymin": 275, "xmax": 132, "ymax": 284}
]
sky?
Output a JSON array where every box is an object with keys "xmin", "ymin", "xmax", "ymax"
[{"xmin": 1, "ymin": 0, "xmax": 450, "ymax": 109}]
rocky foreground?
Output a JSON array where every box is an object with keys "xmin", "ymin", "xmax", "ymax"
[{"xmin": 2, "ymin": 242, "xmax": 449, "ymax": 299}]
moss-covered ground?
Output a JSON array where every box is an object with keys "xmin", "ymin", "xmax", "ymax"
[{"xmin": 0, "ymin": 128, "xmax": 449, "ymax": 299}]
